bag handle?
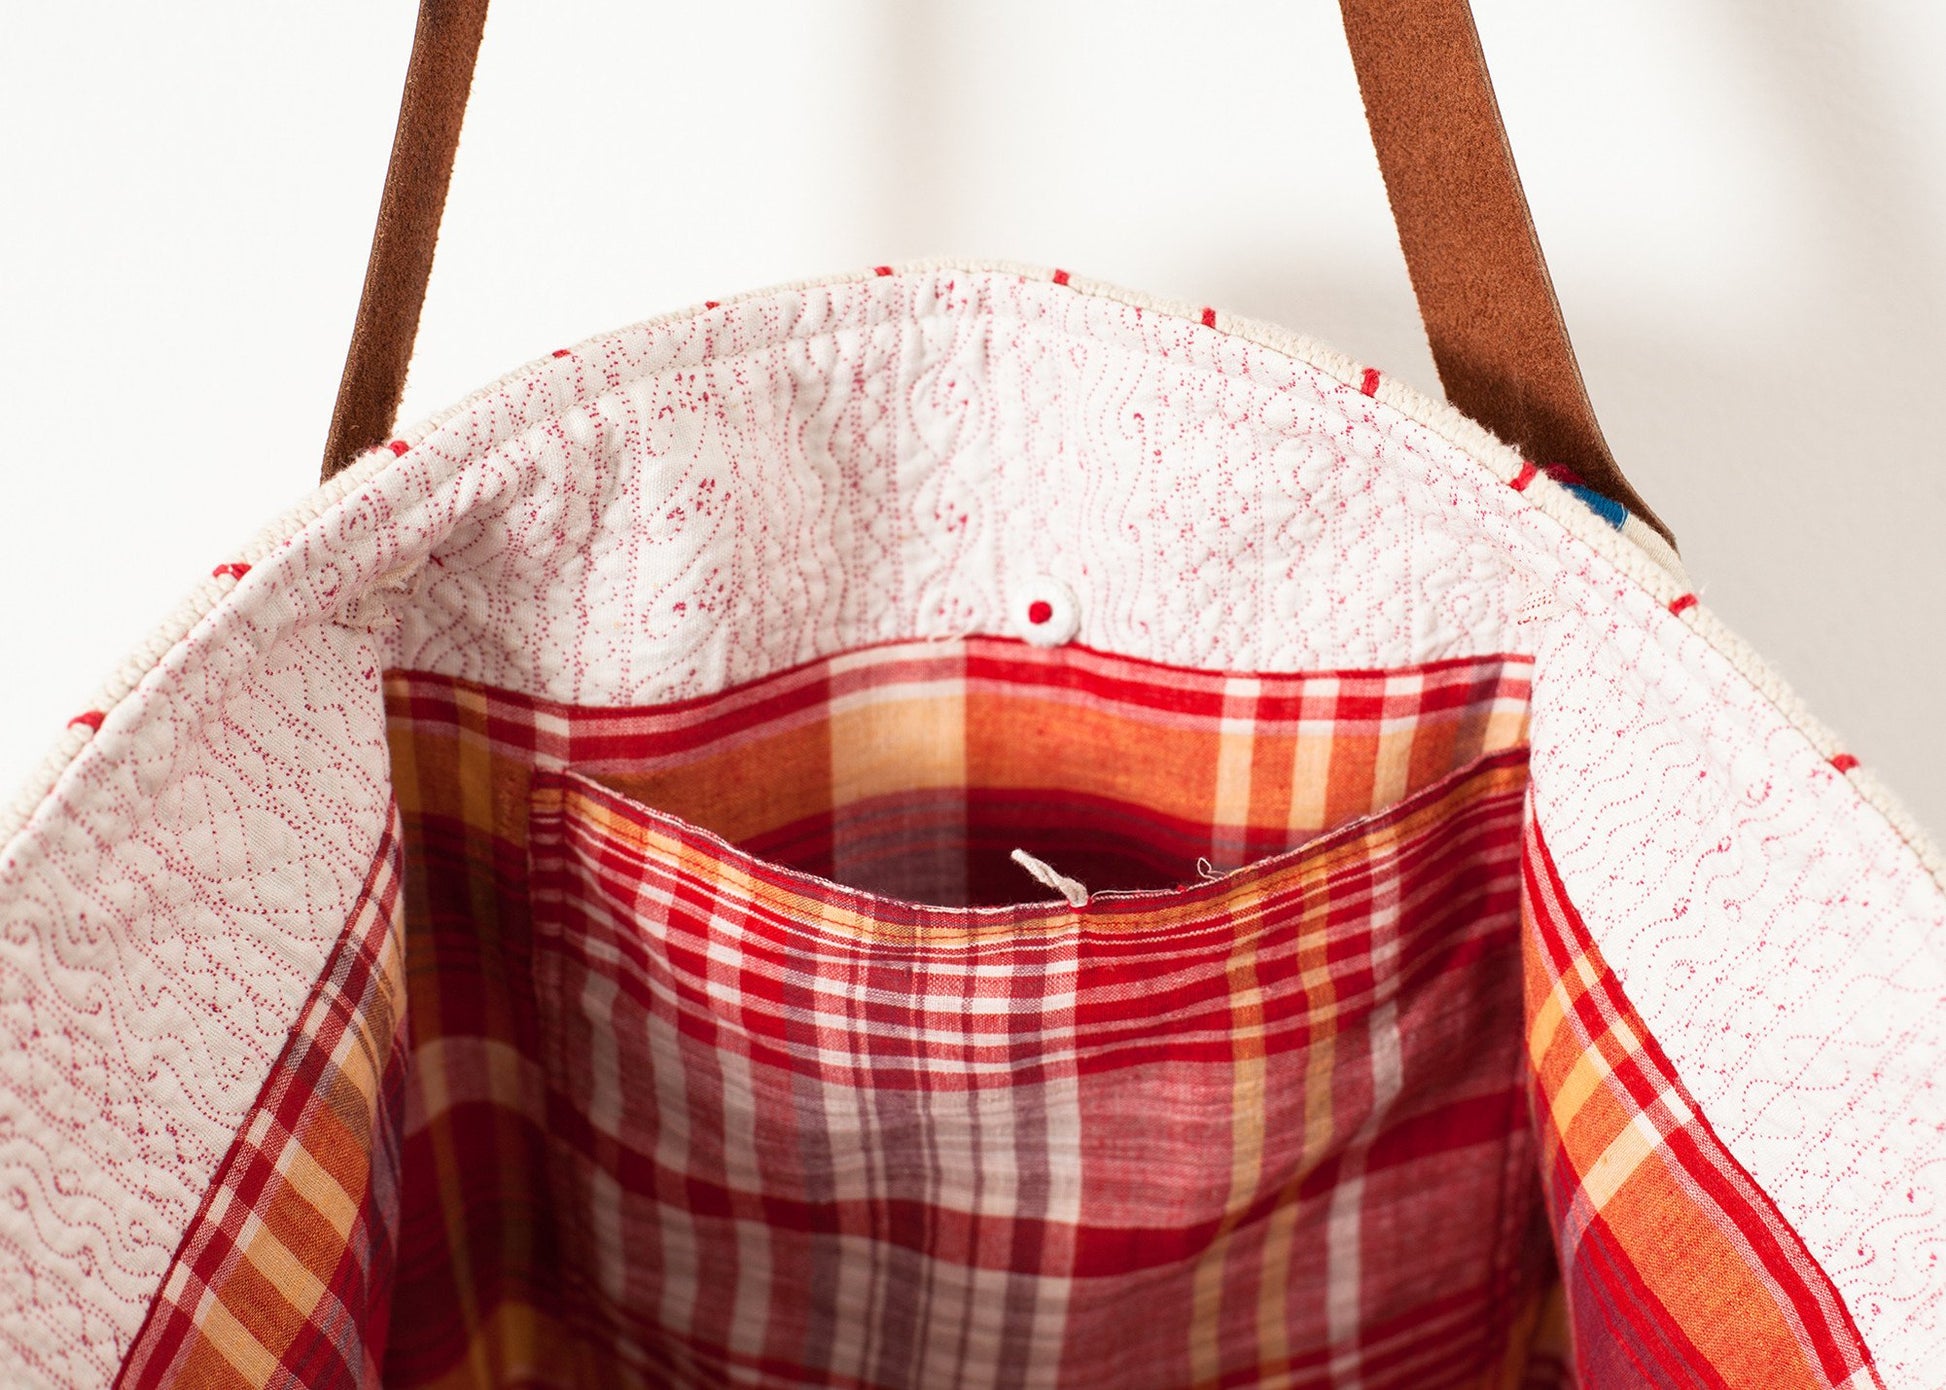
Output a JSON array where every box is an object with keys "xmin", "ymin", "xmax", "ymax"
[
  {"xmin": 322, "ymin": 0, "xmax": 1673, "ymax": 548},
  {"xmin": 323, "ymin": 0, "xmax": 488, "ymax": 484}
]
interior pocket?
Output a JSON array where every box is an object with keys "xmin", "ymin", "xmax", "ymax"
[{"xmin": 517, "ymin": 751, "xmax": 1544, "ymax": 1388}]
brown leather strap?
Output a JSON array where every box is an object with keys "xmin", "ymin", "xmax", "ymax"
[
  {"xmin": 322, "ymin": 0, "xmax": 488, "ymax": 479},
  {"xmin": 322, "ymin": 0, "xmax": 1674, "ymax": 548},
  {"xmin": 1339, "ymin": 0, "xmax": 1671, "ymax": 544}
]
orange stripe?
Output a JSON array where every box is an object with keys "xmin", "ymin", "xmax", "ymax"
[{"xmin": 551, "ymin": 758, "xmax": 1528, "ymax": 947}]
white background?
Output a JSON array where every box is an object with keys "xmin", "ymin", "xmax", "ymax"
[{"xmin": 3, "ymin": 3, "xmax": 1942, "ymax": 831}]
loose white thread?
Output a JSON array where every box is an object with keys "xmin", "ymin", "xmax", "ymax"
[{"xmin": 1010, "ymin": 848, "xmax": 1089, "ymax": 907}]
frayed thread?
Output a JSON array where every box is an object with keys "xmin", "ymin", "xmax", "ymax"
[{"xmin": 1011, "ymin": 848, "xmax": 1088, "ymax": 907}]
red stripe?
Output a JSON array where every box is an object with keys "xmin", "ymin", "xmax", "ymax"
[
  {"xmin": 1571, "ymin": 1203, "xmax": 1720, "ymax": 1387},
  {"xmin": 537, "ymin": 757, "xmax": 1525, "ymax": 1080},
  {"xmin": 1509, "ymin": 460, "xmax": 1539, "ymax": 492},
  {"xmin": 1359, "ymin": 367, "xmax": 1381, "ymax": 397},
  {"xmin": 386, "ymin": 439, "xmax": 409, "ymax": 457},
  {"xmin": 210, "ymin": 562, "xmax": 251, "ymax": 581},
  {"xmin": 403, "ymin": 657, "xmax": 1533, "ymax": 769},
  {"xmin": 68, "ymin": 710, "xmax": 105, "ymax": 732},
  {"xmin": 1525, "ymin": 822, "xmax": 1880, "ymax": 1385},
  {"xmin": 561, "ymin": 802, "xmax": 1506, "ymax": 1048},
  {"xmin": 1200, "ymin": 306, "xmax": 1217, "ymax": 328},
  {"xmin": 380, "ymin": 643, "xmax": 1547, "ymax": 1383},
  {"xmin": 118, "ymin": 824, "xmax": 403, "ymax": 1389},
  {"xmin": 1051, "ymin": 268, "xmax": 1070, "ymax": 286},
  {"xmin": 388, "ymin": 644, "xmax": 1532, "ymax": 754},
  {"xmin": 1829, "ymin": 752, "xmax": 1860, "ymax": 774},
  {"xmin": 873, "ymin": 265, "xmax": 894, "ymax": 277},
  {"xmin": 1663, "ymin": 1122, "xmax": 1872, "ymax": 1385},
  {"xmin": 1667, "ymin": 593, "xmax": 1698, "ymax": 617},
  {"xmin": 1366, "ymin": 1087, "xmax": 1528, "ymax": 1174}
]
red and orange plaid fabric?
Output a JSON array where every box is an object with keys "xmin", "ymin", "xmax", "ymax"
[
  {"xmin": 120, "ymin": 638, "xmax": 1613, "ymax": 1387},
  {"xmin": 371, "ymin": 640, "xmax": 1550, "ymax": 1387},
  {"xmin": 1522, "ymin": 819, "xmax": 1882, "ymax": 1389},
  {"xmin": 115, "ymin": 810, "xmax": 407, "ymax": 1390},
  {"xmin": 385, "ymin": 639, "xmax": 1534, "ymax": 906},
  {"xmin": 503, "ymin": 751, "xmax": 1550, "ymax": 1387}
]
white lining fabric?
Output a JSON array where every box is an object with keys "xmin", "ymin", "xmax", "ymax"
[{"xmin": 1, "ymin": 264, "xmax": 1941, "ymax": 1387}]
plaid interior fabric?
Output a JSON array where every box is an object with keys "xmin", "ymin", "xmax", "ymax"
[
  {"xmin": 1521, "ymin": 818, "xmax": 1883, "ymax": 1389},
  {"xmin": 365, "ymin": 639, "xmax": 1557, "ymax": 1388},
  {"xmin": 399, "ymin": 639, "xmax": 1534, "ymax": 907},
  {"xmin": 115, "ymin": 809, "xmax": 408, "ymax": 1390}
]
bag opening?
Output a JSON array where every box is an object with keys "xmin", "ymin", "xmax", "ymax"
[{"xmin": 43, "ymin": 267, "xmax": 1922, "ymax": 1387}]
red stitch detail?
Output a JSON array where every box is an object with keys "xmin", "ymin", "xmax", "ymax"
[
  {"xmin": 1052, "ymin": 269, "xmax": 1070, "ymax": 286},
  {"xmin": 1027, "ymin": 600, "xmax": 1055, "ymax": 626},
  {"xmin": 704, "ymin": 300, "xmax": 721, "ymax": 310},
  {"xmin": 1359, "ymin": 368, "xmax": 1381, "ymax": 397},
  {"xmin": 874, "ymin": 265, "xmax": 894, "ymax": 277},
  {"xmin": 1668, "ymin": 593, "xmax": 1699, "ymax": 617},
  {"xmin": 68, "ymin": 711, "xmax": 104, "ymax": 733},
  {"xmin": 387, "ymin": 439, "xmax": 409, "ymax": 457},
  {"xmin": 551, "ymin": 349, "xmax": 570, "ymax": 359},
  {"xmin": 1510, "ymin": 461, "xmax": 1539, "ymax": 492},
  {"xmin": 1830, "ymin": 753, "xmax": 1861, "ymax": 774},
  {"xmin": 211, "ymin": 563, "xmax": 251, "ymax": 581},
  {"xmin": 1200, "ymin": 307, "xmax": 1217, "ymax": 328}
]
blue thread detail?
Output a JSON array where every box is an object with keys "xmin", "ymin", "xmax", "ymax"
[{"xmin": 1559, "ymin": 480, "xmax": 1629, "ymax": 531}]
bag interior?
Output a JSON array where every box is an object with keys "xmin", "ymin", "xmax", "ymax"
[
  {"xmin": 15, "ymin": 270, "xmax": 1927, "ymax": 1386},
  {"xmin": 376, "ymin": 637, "xmax": 1560, "ymax": 1387}
]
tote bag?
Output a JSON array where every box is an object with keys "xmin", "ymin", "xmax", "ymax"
[{"xmin": 4, "ymin": 3, "xmax": 1942, "ymax": 1387}]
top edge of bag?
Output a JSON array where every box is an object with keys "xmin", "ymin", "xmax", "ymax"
[{"xmin": 3, "ymin": 259, "xmax": 1938, "ymax": 894}]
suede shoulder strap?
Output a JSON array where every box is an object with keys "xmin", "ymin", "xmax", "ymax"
[
  {"xmin": 321, "ymin": 0, "xmax": 1671, "ymax": 547},
  {"xmin": 1338, "ymin": 1, "xmax": 1664, "ymax": 540},
  {"xmin": 321, "ymin": 0, "xmax": 487, "ymax": 483}
]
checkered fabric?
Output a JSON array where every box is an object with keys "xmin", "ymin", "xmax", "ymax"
[
  {"xmin": 1521, "ymin": 817, "xmax": 1883, "ymax": 1389},
  {"xmin": 385, "ymin": 638, "xmax": 1534, "ymax": 908},
  {"xmin": 370, "ymin": 639, "xmax": 1555, "ymax": 1388},
  {"xmin": 114, "ymin": 809, "xmax": 408, "ymax": 1390}
]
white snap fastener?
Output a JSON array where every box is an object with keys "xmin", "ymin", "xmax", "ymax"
[{"xmin": 1017, "ymin": 576, "xmax": 1079, "ymax": 647}]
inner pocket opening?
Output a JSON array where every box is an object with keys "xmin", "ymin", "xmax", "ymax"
[{"xmin": 479, "ymin": 639, "xmax": 1534, "ymax": 908}]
